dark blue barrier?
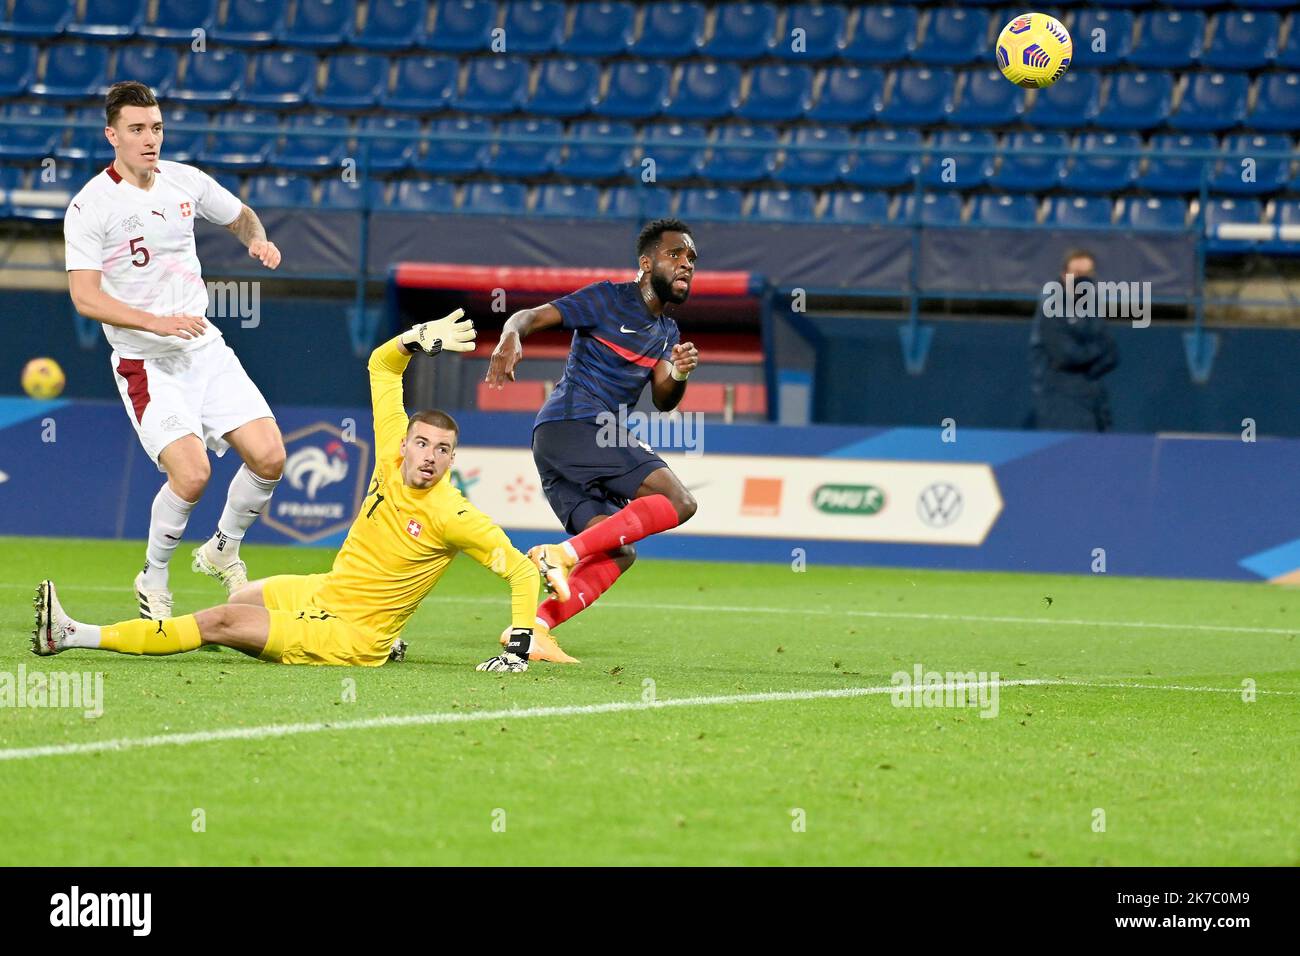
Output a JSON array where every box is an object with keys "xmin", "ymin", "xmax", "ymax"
[{"xmin": 2, "ymin": 397, "xmax": 1297, "ymax": 583}]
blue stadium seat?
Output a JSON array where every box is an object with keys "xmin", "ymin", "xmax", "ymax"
[
  {"xmin": 358, "ymin": 115, "xmax": 421, "ymax": 172},
  {"xmin": 464, "ymin": 181, "xmax": 529, "ymax": 215},
  {"xmin": 736, "ymin": 64, "xmax": 813, "ymax": 121},
  {"xmin": 824, "ymin": 190, "xmax": 891, "ymax": 224},
  {"xmin": 1203, "ymin": 197, "xmax": 1262, "ymax": 249},
  {"xmin": 9, "ymin": 162, "xmax": 78, "ymax": 221},
  {"xmin": 1060, "ymin": 132, "xmax": 1141, "ymax": 193},
  {"xmin": 1280, "ymin": 17, "xmax": 1300, "ymax": 70},
  {"xmin": 701, "ymin": 124, "xmax": 778, "ymax": 182},
  {"xmin": 415, "ymin": 116, "xmax": 491, "ymax": 174},
  {"xmin": 666, "ymin": 61, "xmax": 742, "ymax": 120},
  {"xmin": 272, "ymin": 113, "xmax": 350, "ymax": 169},
  {"xmin": 29, "ymin": 43, "xmax": 108, "ymax": 101},
  {"xmin": 1209, "ymin": 133, "xmax": 1292, "ymax": 195},
  {"xmin": 57, "ymin": 107, "xmax": 114, "ymax": 163},
  {"xmin": 0, "ymin": 0, "xmax": 73, "ymax": 38},
  {"xmin": 1123, "ymin": 196, "xmax": 1188, "ymax": 231},
  {"xmin": 66, "ymin": 0, "xmax": 143, "ymax": 39},
  {"xmin": 561, "ymin": 2, "xmax": 635, "ymax": 56},
  {"xmin": 139, "ymin": 0, "xmax": 218, "ymax": 42},
  {"xmin": 427, "ymin": 0, "xmax": 497, "ymax": 52},
  {"xmin": 289, "ymin": 0, "xmax": 357, "ymax": 48},
  {"xmin": 557, "ymin": 120, "xmax": 636, "ymax": 178},
  {"xmin": 841, "ymin": 127, "xmax": 920, "ymax": 188},
  {"xmin": 878, "ymin": 68, "xmax": 955, "ymax": 125},
  {"xmin": 316, "ymin": 54, "xmax": 388, "ymax": 109},
  {"xmin": 989, "ymin": 131, "xmax": 1068, "ymax": 191},
  {"xmin": 247, "ymin": 173, "xmax": 312, "ymax": 207},
  {"xmin": 843, "ymin": 6, "xmax": 917, "ymax": 64},
  {"xmin": 211, "ymin": 0, "xmax": 289, "ymax": 46},
  {"xmin": 0, "ymin": 166, "xmax": 24, "ymax": 217},
  {"xmin": 1246, "ymin": 73, "xmax": 1300, "ymax": 132},
  {"xmin": 899, "ymin": 192, "xmax": 963, "ymax": 226},
  {"xmin": 701, "ymin": 3, "xmax": 778, "ymax": 60},
  {"xmin": 775, "ymin": 4, "xmax": 848, "ymax": 61},
  {"xmin": 1024, "ymin": 70, "xmax": 1100, "ymax": 128},
  {"xmin": 536, "ymin": 182, "xmax": 601, "ymax": 217},
  {"xmin": 109, "ymin": 46, "xmax": 180, "ymax": 97},
  {"xmin": 630, "ymin": 2, "xmax": 706, "ymax": 58},
  {"xmin": 393, "ymin": 179, "xmax": 458, "ymax": 213},
  {"xmin": 750, "ymin": 188, "xmax": 816, "ymax": 223},
  {"xmin": 1138, "ymin": 132, "xmax": 1214, "ymax": 193},
  {"xmin": 205, "ymin": 110, "xmax": 278, "ymax": 169},
  {"xmin": 1128, "ymin": 10, "xmax": 1205, "ymax": 68},
  {"xmin": 922, "ymin": 129, "xmax": 995, "ymax": 189},
  {"xmin": 527, "ymin": 59, "xmax": 600, "ymax": 117},
  {"xmin": 484, "ymin": 118, "xmax": 562, "ymax": 175},
  {"xmin": 1202, "ymin": 11, "xmax": 1279, "ymax": 70},
  {"xmin": 1168, "ymin": 72, "xmax": 1249, "ymax": 131},
  {"xmin": 641, "ymin": 122, "xmax": 707, "ymax": 180},
  {"xmin": 242, "ymin": 51, "xmax": 315, "ymax": 108},
  {"xmin": 679, "ymin": 187, "xmax": 745, "ymax": 221},
  {"xmin": 1276, "ymin": 198, "xmax": 1300, "ymax": 229},
  {"xmin": 383, "ymin": 55, "xmax": 458, "ymax": 112},
  {"xmin": 606, "ymin": 186, "xmax": 673, "ymax": 220},
  {"xmin": 0, "ymin": 41, "xmax": 36, "ymax": 96},
  {"xmin": 1048, "ymin": 195, "xmax": 1113, "ymax": 228},
  {"xmin": 322, "ymin": 177, "xmax": 389, "ymax": 210},
  {"xmin": 595, "ymin": 61, "xmax": 670, "ymax": 119},
  {"xmin": 972, "ymin": 193, "xmax": 1038, "ymax": 228},
  {"xmin": 779, "ymin": 126, "xmax": 850, "ymax": 186},
  {"xmin": 173, "ymin": 50, "xmax": 247, "ymax": 105},
  {"xmin": 501, "ymin": 1, "xmax": 565, "ymax": 53},
  {"xmin": 951, "ymin": 68, "xmax": 1027, "ymax": 126},
  {"xmin": 1070, "ymin": 9, "xmax": 1133, "ymax": 70},
  {"xmin": 347, "ymin": 0, "xmax": 426, "ymax": 49},
  {"xmin": 157, "ymin": 108, "xmax": 207, "ymax": 163},
  {"xmin": 914, "ymin": 7, "xmax": 988, "ymax": 65},
  {"xmin": 1094, "ymin": 71, "xmax": 1173, "ymax": 130},
  {"xmin": 459, "ymin": 57, "xmax": 529, "ymax": 113},
  {"xmin": 808, "ymin": 66, "xmax": 884, "ymax": 122}
]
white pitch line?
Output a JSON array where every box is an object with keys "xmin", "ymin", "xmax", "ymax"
[
  {"xmin": 2, "ymin": 678, "xmax": 1296, "ymax": 764},
  {"xmin": 0, "ymin": 583, "xmax": 1295, "ymax": 637}
]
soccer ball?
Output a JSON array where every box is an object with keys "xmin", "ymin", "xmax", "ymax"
[
  {"xmin": 21, "ymin": 357, "xmax": 65, "ymax": 399},
  {"xmin": 996, "ymin": 13, "xmax": 1073, "ymax": 89}
]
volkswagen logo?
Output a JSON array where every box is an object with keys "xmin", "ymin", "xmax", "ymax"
[{"xmin": 917, "ymin": 482, "xmax": 962, "ymax": 527}]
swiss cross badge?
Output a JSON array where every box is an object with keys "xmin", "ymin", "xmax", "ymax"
[
  {"xmin": 406, "ymin": 519, "xmax": 422, "ymax": 538},
  {"xmin": 179, "ymin": 201, "xmax": 193, "ymax": 218}
]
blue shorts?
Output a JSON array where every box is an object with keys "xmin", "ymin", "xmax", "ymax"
[{"xmin": 532, "ymin": 419, "xmax": 667, "ymax": 535}]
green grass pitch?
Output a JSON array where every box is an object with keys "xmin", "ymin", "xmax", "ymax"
[{"xmin": 0, "ymin": 535, "xmax": 1296, "ymax": 866}]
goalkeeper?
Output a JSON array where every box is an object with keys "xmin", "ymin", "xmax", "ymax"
[{"xmin": 31, "ymin": 310, "xmax": 561, "ymax": 673}]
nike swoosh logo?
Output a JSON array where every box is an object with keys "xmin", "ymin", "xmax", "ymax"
[{"xmin": 619, "ymin": 325, "xmax": 639, "ymax": 334}]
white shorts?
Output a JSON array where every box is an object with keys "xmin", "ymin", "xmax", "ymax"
[{"xmin": 110, "ymin": 337, "xmax": 274, "ymax": 470}]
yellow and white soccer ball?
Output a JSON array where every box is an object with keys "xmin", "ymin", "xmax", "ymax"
[
  {"xmin": 996, "ymin": 13, "xmax": 1073, "ymax": 89},
  {"xmin": 21, "ymin": 357, "xmax": 65, "ymax": 399}
]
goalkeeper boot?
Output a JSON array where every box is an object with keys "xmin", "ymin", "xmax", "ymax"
[
  {"xmin": 498, "ymin": 620, "xmax": 579, "ymax": 664},
  {"xmin": 528, "ymin": 543, "xmax": 576, "ymax": 602},
  {"xmin": 31, "ymin": 580, "xmax": 72, "ymax": 657},
  {"xmin": 134, "ymin": 567, "xmax": 173, "ymax": 621},
  {"xmin": 191, "ymin": 536, "xmax": 249, "ymax": 596}
]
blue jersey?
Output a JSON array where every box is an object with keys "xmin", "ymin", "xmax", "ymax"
[{"xmin": 535, "ymin": 280, "xmax": 681, "ymax": 427}]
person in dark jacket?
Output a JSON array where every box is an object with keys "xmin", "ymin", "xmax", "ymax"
[{"xmin": 1029, "ymin": 249, "xmax": 1120, "ymax": 432}]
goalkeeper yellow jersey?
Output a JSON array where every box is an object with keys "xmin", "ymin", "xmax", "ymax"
[{"xmin": 312, "ymin": 336, "xmax": 539, "ymax": 641}]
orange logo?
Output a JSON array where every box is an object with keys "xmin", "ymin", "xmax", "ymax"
[{"xmin": 740, "ymin": 478, "xmax": 782, "ymax": 517}]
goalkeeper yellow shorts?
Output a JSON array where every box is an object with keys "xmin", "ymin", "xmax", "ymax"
[{"xmin": 259, "ymin": 573, "xmax": 389, "ymax": 667}]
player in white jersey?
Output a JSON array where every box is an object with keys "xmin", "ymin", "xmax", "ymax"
[{"xmin": 63, "ymin": 81, "xmax": 286, "ymax": 619}]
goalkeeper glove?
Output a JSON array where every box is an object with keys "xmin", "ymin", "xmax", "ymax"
[
  {"xmin": 475, "ymin": 627, "xmax": 533, "ymax": 673},
  {"xmin": 401, "ymin": 308, "xmax": 477, "ymax": 356}
]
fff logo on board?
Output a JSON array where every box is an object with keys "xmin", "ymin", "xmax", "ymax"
[{"xmin": 261, "ymin": 422, "xmax": 371, "ymax": 544}]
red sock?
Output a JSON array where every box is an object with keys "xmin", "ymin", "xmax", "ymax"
[
  {"xmin": 568, "ymin": 494, "xmax": 679, "ymax": 560},
  {"xmin": 537, "ymin": 552, "xmax": 626, "ymax": 628}
]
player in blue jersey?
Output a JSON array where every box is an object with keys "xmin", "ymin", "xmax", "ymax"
[{"xmin": 484, "ymin": 219, "xmax": 700, "ymax": 661}]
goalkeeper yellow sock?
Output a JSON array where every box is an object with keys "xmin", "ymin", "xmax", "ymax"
[{"xmin": 100, "ymin": 615, "xmax": 203, "ymax": 656}]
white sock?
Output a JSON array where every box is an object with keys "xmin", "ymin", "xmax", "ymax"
[
  {"xmin": 561, "ymin": 541, "xmax": 578, "ymax": 561},
  {"xmin": 64, "ymin": 620, "xmax": 101, "ymax": 649},
  {"xmin": 142, "ymin": 483, "xmax": 197, "ymax": 588},
  {"xmin": 210, "ymin": 465, "xmax": 280, "ymax": 566}
]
